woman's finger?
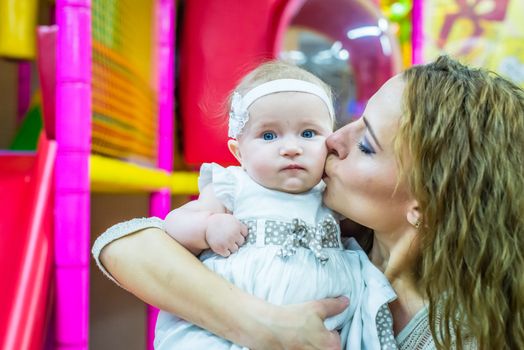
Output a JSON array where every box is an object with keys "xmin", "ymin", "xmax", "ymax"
[
  {"xmin": 313, "ymin": 296, "xmax": 349, "ymax": 320},
  {"xmin": 329, "ymin": 330, "xmax": 342, "ymax": 349}
]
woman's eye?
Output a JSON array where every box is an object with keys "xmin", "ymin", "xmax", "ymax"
[
  {"xmin": 301, "ymin": 129, "xmax": 316, "ymax": 138},
  {"xmin": 357, "ymin": 138, "xmax": 375, "ymax": 155},
  {"xmin": 262, "ymin": 132, "xmax": 276, "ymax": 140}
]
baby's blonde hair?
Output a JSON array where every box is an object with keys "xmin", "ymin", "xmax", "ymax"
[{"xmin": 230, "ymin": 60, "xmax": 335, "ymax": 128}]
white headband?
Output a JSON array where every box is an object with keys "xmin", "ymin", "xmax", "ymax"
[{"xmin": 228, "ymin": 79, "xmax": 335, "ymax": 138}]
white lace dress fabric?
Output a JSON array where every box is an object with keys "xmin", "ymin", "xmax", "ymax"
[{"xmin": 397, "ymin": 307, "xmax": 436, "ymax": 350}]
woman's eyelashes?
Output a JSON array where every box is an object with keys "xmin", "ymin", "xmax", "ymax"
[{"xmin": 357, "ymin": 136, "xmax": 375, "ymax": 155}]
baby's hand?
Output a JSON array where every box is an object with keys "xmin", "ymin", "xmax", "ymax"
[{"xmin": 205, "ymin": 213, "xmax": 248, "ymax": 257}]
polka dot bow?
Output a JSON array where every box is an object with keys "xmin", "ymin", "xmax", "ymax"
[{"xmin": 277, "ymin": 216, "xmax": 339, "ymax": 264}]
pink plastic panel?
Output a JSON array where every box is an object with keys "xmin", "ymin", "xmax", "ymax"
[
  {"xmin": 412, "ymin": 0, "xmax": 423, "ymax": 64},
  {"xmin": 0, "ymin": 135, "xmax": 56, "ymax": 350},
  {"xmin": 54, "ymin": 268, "xmax": 89, "ymax": 344},
  {"xmin": 54, "ymin": 193, "xmax": 90, "ymax": 266},
  {"xmin": 148, "ymin": 0, "xmax": 175, "ymax": 348},
  {"xmin": 54, "ymin": 152, "xmax": 90, "ymax": 191},
  {"xmin": 17, "ymin": 62, "xmax": 32, "ymax": 123},
  {"xmin": 55, "ymin": 84, "xmax": 91, "ymax": 151},
  {"xmin": 37, "ymin": 26, "xmax": 58, "ymax": 140},
  {"xmin": 56, "ymin": 6, "xmax": 91, "ymax": 83},
  {"xmin": 55, "ymin": 0, "xmax": 91, "ymax": 349}
]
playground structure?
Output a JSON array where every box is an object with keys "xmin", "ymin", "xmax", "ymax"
[
  {"xmin": 1, "ymin": 0, "xmax": 523, "ymax": 349},
  {"xmin": 0, "ymin": 0, "xmax": 193, "ymax": 349},
  {"xmin": 0, "ymin": 2, "xmax": 401, "ymax": 347}
]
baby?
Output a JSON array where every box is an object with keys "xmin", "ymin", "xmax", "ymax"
[{"xmin": 157, "ymin": 61, "xmax": 396, "ymax": 349}]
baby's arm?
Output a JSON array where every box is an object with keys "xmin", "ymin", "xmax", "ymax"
[
  {"xmin": 98, "ymin": 227, "xmax": 347, "ymax": 349},
  {"xmin": 164, "ymin": 184, "xmax": 247, "ymax": 256}
]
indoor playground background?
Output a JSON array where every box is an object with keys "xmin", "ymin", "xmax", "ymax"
[{"xmin": 1, "ymin": 0, "xmax": 522, "ymax": 349}]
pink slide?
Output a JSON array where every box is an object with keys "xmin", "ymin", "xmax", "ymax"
[{"xmin": 0, "ymin": 134, "xmax": 56, "ymax": 350}]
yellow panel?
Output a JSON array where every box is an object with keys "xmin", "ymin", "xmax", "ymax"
[
  {"xmin": 0, "ymin": 0, "xmax": 38, "ymax": 58},
  {"xmin": 90, "ymin": 155, "xmax": 199, "ymax": 195}
]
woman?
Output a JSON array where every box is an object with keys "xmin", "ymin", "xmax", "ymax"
[{"xmin": 94, "ymin": 56, "xmax": 524, "ymax": 349}]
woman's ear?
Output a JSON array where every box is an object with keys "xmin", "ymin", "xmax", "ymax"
[
  {"xmin": 406, "ymin": 200, "xmax": 421, "ymax": 229},
  {"xmin": 227, "ymin": 139, "xmax": 242, "ymax": 164}
]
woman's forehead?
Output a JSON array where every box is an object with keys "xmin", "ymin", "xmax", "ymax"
[
  {"xmin": 367, "ymin": 76, "xmax": 405, "ymax": 117},
  {"xmin": 376, "ymin": 75, "xmax": 405, "ymax": 104},
  {"xmin": 362, "ymin": 75, "xmax": 405, "ymax": 143}
]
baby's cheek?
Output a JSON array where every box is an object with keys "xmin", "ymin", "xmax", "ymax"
[
  {"xmin": 250, "ymin": 163, "xmax": 275, "ymax": 186},
  {"xmin": 316, "ymin": 145, "xmax": 329, "ymax": 167},
  {"xmin": 312, "ymin": 155, "xmax": 328, "ymax": 182}
]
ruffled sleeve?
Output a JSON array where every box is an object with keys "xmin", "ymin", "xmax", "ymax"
[
  {"xmin": 91, "ymin": 217, "xmax": 165, "ymax": 287},
  {"xmin": 198, "ymin": 162, "xmax": 237, "ymax": 212}
]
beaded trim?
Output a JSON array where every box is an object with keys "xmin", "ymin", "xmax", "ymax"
[{"xmin": 242, "ymin": 216, "xmax": 341, "ymax": 264}]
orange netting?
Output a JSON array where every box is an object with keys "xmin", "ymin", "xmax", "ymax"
[{"xmin": 91, "ymin": 0, "xmax": 157, "ymax": 165}]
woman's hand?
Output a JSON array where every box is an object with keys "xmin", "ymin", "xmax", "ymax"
[
  {"xmin": 246, "ymin": 297, "xmax": 349, "ymax": 350},
  {"xmin": 99, "ymin": 227, "xmax": 348, "ymax": 349}
]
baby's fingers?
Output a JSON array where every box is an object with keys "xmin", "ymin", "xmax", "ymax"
[
  {"xmin": 239, "ymin": 222, "xmax": 248, "ymax": 237},
  {"xmin": 215, "ymin": 246, "xmax": 231, "ymax": 257},
  {"xmin": 235, "ymin": 232, "xmax": 246, "ymax": 246},
  {"xmin": 228, "ymin": 243, "xmax": 240, "ymax": 254}
]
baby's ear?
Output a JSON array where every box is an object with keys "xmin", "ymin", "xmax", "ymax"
[{"xmin": 227, "ymin": 139, "xmax": 242, "ymax": 164}]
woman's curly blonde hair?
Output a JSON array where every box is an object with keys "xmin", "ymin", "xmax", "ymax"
[{"xmin": 396, "ymin": 56, "xmax": 524, "ymax": 349}]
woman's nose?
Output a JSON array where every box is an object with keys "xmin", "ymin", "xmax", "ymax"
[{"xmin": 326, "ymin": 126, "xmax": 350, "ymax": 159}]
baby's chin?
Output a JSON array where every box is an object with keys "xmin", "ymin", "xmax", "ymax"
[{"xmin": 270, "ymin": 179, "xmax": 321, "ymax": 194}]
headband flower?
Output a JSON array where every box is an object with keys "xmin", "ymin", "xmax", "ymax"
[{"xmin": 228, "ymin": 92, "xmax": 249, "ymax": 138}]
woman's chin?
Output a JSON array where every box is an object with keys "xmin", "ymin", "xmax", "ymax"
[{"xmin": 322, "ymin": 190, "xmax": 336, "ymax": 210}]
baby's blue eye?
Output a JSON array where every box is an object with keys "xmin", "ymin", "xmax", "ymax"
[
  {"xmin": 262, "ymin": 132, "xmax": 276, "ymax": 140},
  {"xmin": 301, "ymin": 130, "xmax": 316, "ymax": 138}
]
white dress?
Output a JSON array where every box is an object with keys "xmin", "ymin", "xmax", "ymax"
[
  {"xmin": 153, "ymin": 163, "xmax": 397, "ymax": 349},
  {"xmin": 92, "ymin": 163, "xmax": 400, "ymax": 350}
]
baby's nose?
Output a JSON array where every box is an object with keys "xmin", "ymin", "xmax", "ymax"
[{"xmin": 280, "ymin": 139, "xmax": 303, "ymax": 157}]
